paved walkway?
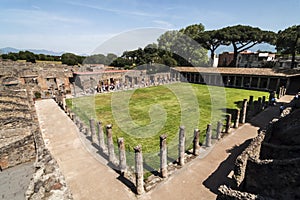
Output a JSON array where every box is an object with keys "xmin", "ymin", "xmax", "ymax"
[
  {"xmin": 0, "ymin": 162, "xmax": 34, "ymax": 200},
  {"xmin": 35, "ymin": 100, "xmax": 135, "ymax": 200},
  {"xmin": 35, "ymin": 95, "xmax": 294, "ymax": 200}
]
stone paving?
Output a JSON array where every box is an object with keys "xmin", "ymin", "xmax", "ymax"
[{"xmin": 0, "ymin": 162, "xmax": 34, "ymax": 200}]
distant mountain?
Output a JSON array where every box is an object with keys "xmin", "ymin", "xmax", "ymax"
[
  {"xmin": 0, "ymin": 47, "xmax": 64, "ymax": 56},
  {"xmin": 0, "ymin": 47, "xmax": 20, "ymax": 54}
]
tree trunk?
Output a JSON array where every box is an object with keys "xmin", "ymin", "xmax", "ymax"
[
  {"xmin": 231, "ymin": 43, "xmax": 238, "ymax": 67},
  {"xmin": 291, "ymin": 50, "xmax": 296, "ymax": 69},
  {"xmin": 210, "ymin": 51, "xmax": 215, "ymax": 67}
]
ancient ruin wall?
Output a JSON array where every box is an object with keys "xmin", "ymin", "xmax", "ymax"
[
  {"xmin": 0, "ymin": 133, "xmax": 35, "ymax": 169},
  {"xmin": 233, "ymin": 132, "xmax": 265, "ymax": 187},
  {"xmin": 260, "ymin": 143, "xmax": 300, "ymax": 160},
  {"xmin": 244, "ymin": 158, "xmax": 300, "ymax": 199}
]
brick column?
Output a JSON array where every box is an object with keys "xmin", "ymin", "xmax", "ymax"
[
  {"xmin": 134, "ymin": 145, "xmax": 144, "ymax": 195},
  {"xmin": 178, "ymin": 126, "xmax": 185, "ymax": 166},
  {"xmin": 193, "ymin": 129, "xmax": 200, "ymax": 156},
  {"xmin": 160, "ymin": 134, "xmax": 168, "ymax": 178},
  {"xmin": 118, "ymin": 138, "xmax": 127, "ymax": 175},
  {"xmin": 205, "ymin": 124, "xmax": 212, "ymax": 147}
]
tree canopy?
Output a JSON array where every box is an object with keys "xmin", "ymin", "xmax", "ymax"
[
  {"xmin": 276, "ymin": 25, "xmax": 300, "ymax": 68},
  {"xmin": 217, "ymin": 25, "xmax": 277, "ymax": 66}
]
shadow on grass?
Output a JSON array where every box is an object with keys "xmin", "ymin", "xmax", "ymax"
[
  {"xmin": 143, "ymin": 162, "xmax": 160, "ymax": 177},
  {"xmin": 202, "ymin": 139, "xmax": 252, "ymax": 195}
]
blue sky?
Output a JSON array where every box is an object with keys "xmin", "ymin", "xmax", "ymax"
[{"xmin": 1, "ymin": 0, "xmax": 299, "ymax": 55}]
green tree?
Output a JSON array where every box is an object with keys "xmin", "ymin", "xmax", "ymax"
[
  {"xmin": 106, "ymin": 53, "xmax": 118, "ymax": 65},
  {"xmin": 276, "ymin": 25, "xmax": 300, "ymax": 68},
  {"xmin": 195, "ymin": 30, "xmax": 229, "ymax": 66},
  {"xmin": 218, "ymin": 25, "xmax": 277, "ymax": 67},
  {"xmin": 158, "ymin": 30, "xmax": 209, "ymax": 66},
  {"xmin": 61, "ymin": 53, "xmax": 79, "ymax": 65}
]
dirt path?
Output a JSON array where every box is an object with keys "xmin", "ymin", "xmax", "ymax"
[{"xmin": 35, "ymin": 95, "xmax": 294, "ymax": 200}]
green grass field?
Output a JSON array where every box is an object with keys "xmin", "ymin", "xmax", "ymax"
[{"xmin": 67, "ymin": 83, "xmax": 268, "ymax": 173}]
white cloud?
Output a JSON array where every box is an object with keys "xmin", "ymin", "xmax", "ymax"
[
  {"xmin": 67, "ymin": 1, "xmax": 160, "ymax": 18},
  {"xmin": 152, "ymin": 20, "xmax": 174, "ymax": 28},
  {"xmin": 0, "ymin": 8, "xmax": 88, "ymax": 26}
]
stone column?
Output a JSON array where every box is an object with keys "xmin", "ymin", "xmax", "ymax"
[
  {"xmin": 205, "ymin": 124, "xmax": 212, "ymax": 147},
  {"xmin": 118, "ymin": 138, "xmax": 127, "ymax": 175},
  {"xmin": 241, "ymin": 76, "xmax": 244, "ymax": 87},
  {"xmin": 258, "ymin": 97, "xmax": 262, "ymax": 112},
  {"xmin": 249, "ymin": 95, "xmax": 254, "ymax": 106},
  {"xmin": 266, "ymin": 78, "xmax": 271, "ymax": 90},
  {"xmin": 262, "ymin": 96, "xmax": 266, "ymax": 109},
  {"xmin": 90, "ymin": 119, "xmax": 98, "ymax": 145},
  {"xmin": 160, "ymin": 134, "xmax": 168, "ymax": 178},
  {"xmin": 240, "ymin": 99, "xmax": 248, "ymax": 124},
  {"xmin": 106, "ymin": 125, "xmax": 116, "ymax": 163},
  {"xmin": 216, "ymin": 121, "xmax": 223, "ymax": 140},
  {"xmin": 72, "ymin": 113, "xmax": 76, "ymax": 122},
  {"xmin": 275, "ymin": 78, "xmax": 281, "ymax": 92},
  {"xmin": 257, "ymin": 77, "xmax": 261, "ymax": 88},
  {"xmin": 234, "ymin": 109, "xmax": 240, "ymax": 128},
  {"xmin": 193, "ymin": 129, "xmax": 200, "ymax": 156},
  {"xmin": 97, "ymin": 121, "xmax": 106, "ymax": 151},
  {"xmin": 134, "ymin": 145, "xmax": 144, "ymax": 195},
  {"xmin": 178, "ymin": 126, "xmax": 185, "ymax": 166},
  {"xmin": 225, "ymin": 114, "xmax": 232, "ymax": 133},
  {"xmin": 79, "ymin": 121, "xmax": 84, "ymax": 133},
  {"xmin": 85, "ymin": 127, "xmax": 90, "ymax": 136}
]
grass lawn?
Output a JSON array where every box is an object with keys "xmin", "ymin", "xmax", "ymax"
[{"xmin": 67, "ymin": 83, "xmax": 268, "ymax": 173}]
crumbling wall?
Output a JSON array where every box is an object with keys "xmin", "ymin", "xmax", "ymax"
[
  {"xmin": 244, "ymin": 158, "xmax": 300, "ymax": 199},
  {"xmin": 25, "ymin": 125, "xmax": 73, "ymax": 200},
  {"xmin": 219, "ymin": 100, "xmax": 300, "ymax": 200},
  {"xmin": 0, "ymin": 132, "xmax": 35, "ymax": 169},
  {"xmin": 260, "ymin": 143, "xmax": 300, "ymax": 160},
  {"xmin": 233, "ymin": 132, "xmax": 265, "ymax": 187}
]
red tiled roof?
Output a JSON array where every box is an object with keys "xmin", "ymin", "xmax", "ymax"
[
  {"xmin": 173, "ymin": 67, "xmax": 300, "ymax": 77},
  {"xmin": 73, "ymin": 70, "xmax": 133, "ymax": 75}
]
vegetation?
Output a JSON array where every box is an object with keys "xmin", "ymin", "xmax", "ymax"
[
  {"xmin": 276, "ymin": 25, "xmax": 300, "ymax": 68},
  {"xmin": 67, "ymin": 83, "xmax": 268, "ymax": 172},
  {"xmin": 1, "ymin": 24, "xmax": 298, "ymax": 68}
]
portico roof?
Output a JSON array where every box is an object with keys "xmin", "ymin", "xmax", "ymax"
[{"xmin": 173, "ymin": 67, "xmax": 300, "ymax": 77}]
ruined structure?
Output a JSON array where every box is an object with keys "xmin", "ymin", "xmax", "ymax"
[
  {"xmin": 0, "ymin": 60, "xmax": 72, "ymax": 199},
  {"xmin": 218, "ymin": 97, "xmax": 300, "ymax": 199},
  {"xmin": 0, "ymin": 59, "xmax": 76, "ymax": 98}
]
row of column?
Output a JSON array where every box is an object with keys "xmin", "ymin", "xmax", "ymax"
[
  {"xmin": 60, "ymin": 95, "xmax": 267, "ymax": 195},
  {"xmin": 177, "ymin": 71, "xmax": 288, "ymax": 93}
]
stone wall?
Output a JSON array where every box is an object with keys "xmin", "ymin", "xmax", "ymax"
[
  {"xmin": 25, "ymin": 124, "xmax": 73, "ymax": 200},
  {"xmin": 0, "ymin": 86, "xmax": 73, "ymax": 199},
  {"xmin": 233, "ymin": 132, "xmax": 265, "ymax": 187},
  {"xmin": 0, "ymin": 131, "xmax": 35, "ymax": 169},
  {"xmin": 244, "ymin": 158, "xmax": 300, "ymax": 199},
  {"xmin": 219, "ymin": 99, "xmax": 300, "ymax": 200}
]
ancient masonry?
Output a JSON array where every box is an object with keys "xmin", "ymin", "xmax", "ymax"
[
  {"xmin": 0, "ymin": 60, "xmax": 73, "ymax": 199},
  {"xmin": 218, "ymin": 96, "xmax": 300, "ymax": 199}
]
